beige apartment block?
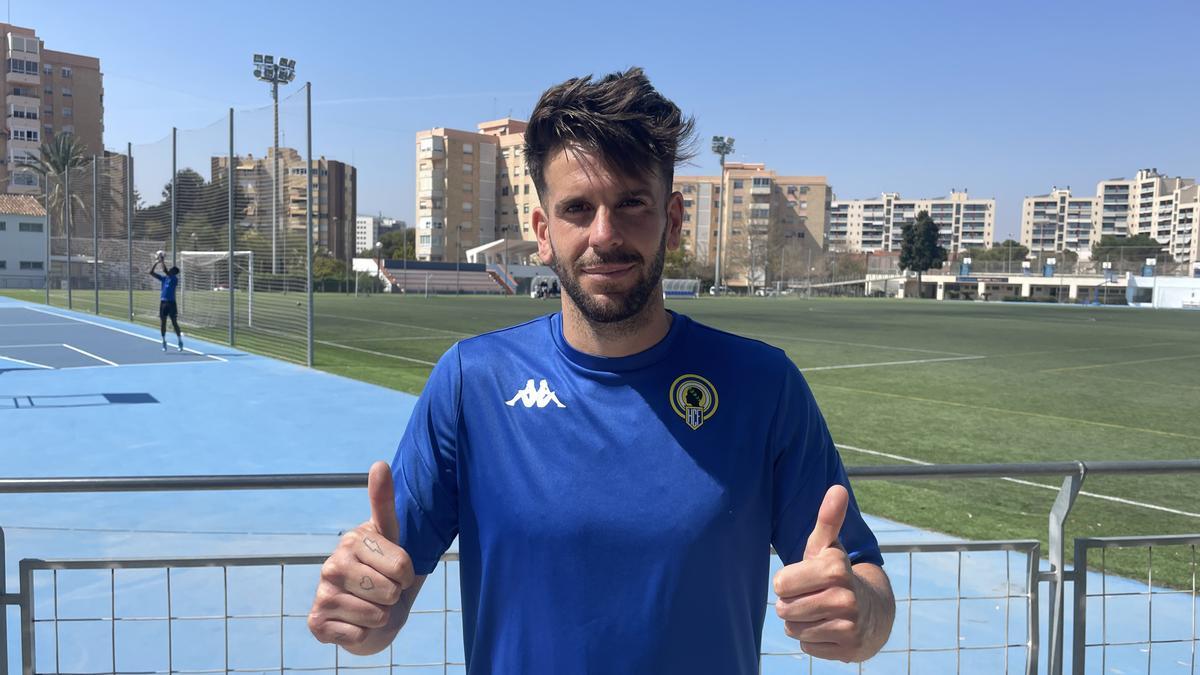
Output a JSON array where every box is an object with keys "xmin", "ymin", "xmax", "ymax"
[
  {"xmin": 3, "ymin": 23, "xmax": 104, "ymax": 194},
  {"xmin": 828, "ymin": 191, "xmax": 994, "ymax": 254},
  {"xmin": 675, "ymin": 163, "xmax": 829, "ymax": 288},
  {"xmin": 213, "ymin": 148, "xmax": 357, "ymax": 260},
  {"xmin": 1020, "ymin": 169, "xmax": 1197, "ymax": 262},
  {"xmin": 413, "ymin": 126, "xmax": 499, "ymax": 262}
]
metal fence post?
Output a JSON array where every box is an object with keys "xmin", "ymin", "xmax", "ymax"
[
  {"xmin": 171, "ymin": 127, "xmax": 177, "ymax": 267},
  {"xmin": 305, "ymin": 82, "xmax": 314, "ymax": 368},
  {"xmin": 1071, "ymin": 538, "xmax": 1090, "ymax": 675},
  {"xmin": 43, "ymin": 190, "xmax": 50, "ymax": 306},
  {"xmin": 1046, "ymin": 462, "xmax": 1085, "ymax": 675},
  {"xmin": 1, "ymin": 526, "xmax": 7, "ymax": 675},
  {"xmin": 65, "ymin": 167, "xmax": 72, "ymax": 310},
  {"xmin": 126, "ymin": 143, "xmax": 134, "ymax": 321},
  {"xmin": 228, "ymin": 109, "xmax": 236, "ymax": 347},
  {"xmin": 92, "ymin": 156, "xmax": 99, "ymax": 315}
]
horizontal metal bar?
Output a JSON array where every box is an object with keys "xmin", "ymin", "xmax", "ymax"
[
  {"xmin": 21, "ymin": 550, "xmax": 461, "ymax": 570},
  {"xmin": 1075, "ymin": 534, "xmax": 1200, "ymax": 548},
  {"xmin": 32, "ymin": 606, "xmax": 463, "ymax": 623},
  {"xmin": 1, "ymin": 460, "xmax": 1197, "ymax": 494},
  {"xmin": 880, "ymin": 539, "xmax": 1039, "ymax": 554}
]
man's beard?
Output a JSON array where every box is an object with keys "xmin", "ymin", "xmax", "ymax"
[{"xmin": 549, "ymin": 225, "xmax": 667, "ymax": 325}]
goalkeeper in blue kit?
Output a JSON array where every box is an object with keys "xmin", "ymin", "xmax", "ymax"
[{"xmin": 148, "ymin": 252, "xmax": 183, "ymax": 352}]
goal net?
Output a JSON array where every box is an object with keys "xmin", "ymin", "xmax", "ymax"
[{"xmin": 178, "ymin": 250, "xmax": 254, "ymax": 329}]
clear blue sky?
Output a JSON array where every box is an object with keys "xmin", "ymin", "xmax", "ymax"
[{"xmin": 20, "ymin": 0, "xmax": 1200, "ymax": 241}]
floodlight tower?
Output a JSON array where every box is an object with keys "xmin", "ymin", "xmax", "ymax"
[
  {"xmin": 711, "ymin": 135, "xmax": 734, "ymax": 292},
  {"xmin": 253, "ymin": 54, "xmax": 297, "ymax": 275}
]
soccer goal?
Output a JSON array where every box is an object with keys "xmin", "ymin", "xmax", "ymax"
[
  {"xmin": 178, "ymin": 250, "xmax": 255, "ymax": 328},
  {"xmin": 662, "ymin": 278, "xmax": 701, "ymax": 298}
]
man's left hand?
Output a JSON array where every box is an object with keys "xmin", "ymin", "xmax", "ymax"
[{"xmin": 772, "ymin": 485, "xmax": 885, "ymax": 663}]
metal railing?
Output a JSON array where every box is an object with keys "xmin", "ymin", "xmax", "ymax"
[{"xmin": 2, "ymin": 459, "xmax": 1198, "ymax": 675}]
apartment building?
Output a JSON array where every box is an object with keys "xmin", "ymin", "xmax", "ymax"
[
  {"xmin": 355, "ymin": 215, "xmax": 403, "ymax": 254},
  {"xmin": 674, "ymin": 163, "xmax": 829, "ymax": 287},
  {"xmin": 213, "ymin": 147, "xmax": 357, "ymax": 261},
  {"xmin": 1020, "ymin": 169, "xmax": 1198, "ymax": 262},
  {"xmin": 828, "ymin": 191, "xmax": 995, "ymax": 254},
  {"xmin": 3, "ymin": 23, "xmax": 103, "ymax": 194}
]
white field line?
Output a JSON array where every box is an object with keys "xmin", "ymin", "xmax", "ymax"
[
  {"xmin": 332, "ymin": 335, "xmax": 460, "ymax": 343},
  {"xmin": 743, "ymin": 333, "xmax": 973, "ymax": 357},
  {"xmin": 23, "ymin": 306, "xmax": 223, "ymax": 362},
  {"xmin": 60, "ymin": 343, "xmax": 119, "ymax": 367},
  {"xmin": 1041, "ymin": 353, "xmax": 1200, "ymax": 373},
  {"xmin": 804, "ymin": 355, "xmax": 986, "ymax": 372},
  {"xmin": 315, "ymin": 313, "xmax": 471, "ymax": 337},
  {"xmin": 0, "ymin": 354, "xmax": 53, "ymax": 369},
  {"xmin": 315, "ymin": 339, "xmax": 438, "ymax": 366},
  {"xmin": 0, "ymin": 343, "xmax": 65, "ymax": 348},
  {"xmin": 65, "ymin": 360, "xmax": 224, "ymax": 371},
  {"xmin": 837, "ymin": 443, "xmax": 1200, "ymax": 519}
]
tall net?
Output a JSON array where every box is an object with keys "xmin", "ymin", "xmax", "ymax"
[{"xmin": 32, "ymin": 85, "xmax": 314, "ymax": 365}]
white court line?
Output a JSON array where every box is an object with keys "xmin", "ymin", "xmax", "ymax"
[
  {"xmin": 743, "ymin": 332, "xmax": 973, "ymax": 357},
  {"xmin": 0, "ymin": 343, "xmax": 66, "ymax": 348},
  {"xmin": 61, "ymin": 343, "xmax": 120, "ymax": 367},
  {"xmin": 315, "ymin": 339, "xmax": 437, "ymax": 366},
  {"xmin": 804, "ymin": 355, "xmax": 986, "ymax": 372},
  {"xmin": 0, "ymin": 322, "xmax": 85, "ymax": 327},
  {"xmin": 836, "ymin": 443, "xmax": 1200, "ymax": 519},
  {"xmin": 23, "ymin": 306, "xmax": 224, "ymax": 362},
  {"xmin": 0, "ymin": 353, "xmax": 53, "ymax": 369}
]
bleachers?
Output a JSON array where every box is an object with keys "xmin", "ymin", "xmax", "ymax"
[{"xmin": 388, "ymin": 268, "xmax": 504, "ymax": 294}]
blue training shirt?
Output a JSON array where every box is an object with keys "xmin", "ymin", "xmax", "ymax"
[
  {"xmin": 391, "ymin": 311, "xmax": 882, "ymax": 674},
  {"xmin": 151, "ymin": 272, "xmax": 179, "ymax": 302}
]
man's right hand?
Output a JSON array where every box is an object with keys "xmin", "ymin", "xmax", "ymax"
[{"xmin": 308, "ymin": 461, "xmax": 422, "ymax": 655}]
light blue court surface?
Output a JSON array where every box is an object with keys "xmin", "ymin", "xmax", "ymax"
[{"xmin": 1, "ymin": 295, "xmax": 1194, "ymax": 674}]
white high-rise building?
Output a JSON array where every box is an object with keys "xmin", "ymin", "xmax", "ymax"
[
  {"xmin": 826, "ymin": 191, "xmax": 995, "ymax": 253},
  {"xmin": 356, "ymin": 215, "xmax": 403, "ymax": 254},
  {"xmin": 1020, "ymin": 169, "xmax": 1198, "ymax": 263}
]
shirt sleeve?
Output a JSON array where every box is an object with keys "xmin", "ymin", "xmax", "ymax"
[
  {"xmin": 389, "ymin": 342, "xmax": 462, "ymax": 575},
  {"xmin": 770, "ymin": 359, "xmax": 883, "ymax": 567}
]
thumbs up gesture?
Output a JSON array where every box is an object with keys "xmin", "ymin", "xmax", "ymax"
[
  {"xmin": 308, "ymin": 462, "xmax": 422, "ymax": 655},
  {"xmin": 772, "ymin": 485, "xmax": 872, "ymax": 663}
]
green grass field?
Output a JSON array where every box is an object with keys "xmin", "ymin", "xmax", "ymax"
[{"xmin": 9, "ymin": 288, "xmax": 1200, "ymax": 586}]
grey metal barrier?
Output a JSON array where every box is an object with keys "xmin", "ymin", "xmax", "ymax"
[{"xmin": 3, "ymin": 459, "xmax": 1199, "ymax": 675}]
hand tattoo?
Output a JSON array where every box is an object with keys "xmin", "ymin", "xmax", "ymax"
[
  {"xmin": 359, "ymin": 575, "xmax": 375, "ymax": 591},
  {"xmin": 364, "ymin": 536, "xmax": 382, "ymax": 556}
]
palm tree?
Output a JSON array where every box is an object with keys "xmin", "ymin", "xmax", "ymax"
[{"xmin": 29, "ymin": 133, "xmax": 90, "ymax": 236}]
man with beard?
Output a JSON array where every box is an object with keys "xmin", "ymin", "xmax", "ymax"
[{"xmin": 308, "ymin": 68, "xmax": 895, "ymax": 672}]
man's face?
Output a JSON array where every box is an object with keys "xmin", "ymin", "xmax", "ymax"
[{"xmin": 532, "ymin": 148, "xmax": 682, "ymax": 324}]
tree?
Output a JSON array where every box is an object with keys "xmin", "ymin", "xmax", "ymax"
[
  {"xmin": 29, "ymin": 133, "xmax": 90, "ymax": 235},
  {"xmin": 1091, "ymin": 234, "xmax": 1164, "ymax": 264},
  {"xmin": 663, "ymin": 235, "xmax": 696, "ymax": 279},
  {"xmin": 967, "ymin": 239, "xmax": 1029, "ymax": 262},
  {"xmin": 361, "ymin": 228, "xmax": 414, "ymax": 260},
  {"xmin": 899, "ymin": 210, "xmax": 946, "ymax": 292}
]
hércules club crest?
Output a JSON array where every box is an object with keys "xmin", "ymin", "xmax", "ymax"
[{"xmin": 669, "ymin": 374, "xmax": 718, "ymax": 430}]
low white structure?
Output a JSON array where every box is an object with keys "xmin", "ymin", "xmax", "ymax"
[
  {"xmin": 1126, "ymin": 274, "xmax": 1200, "ymax": 309},
  {"xmin": 0, "ymin": 194, "xmax": 47, "ymax": 289}
]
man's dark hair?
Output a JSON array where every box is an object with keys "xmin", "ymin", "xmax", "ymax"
[
  {"xmin": 168, "ymin": 266, "xmax": 180, "ymax": 276},
  {"xmin": 524, "ymin": 67, "xmax": 696, "ymax": 201}
]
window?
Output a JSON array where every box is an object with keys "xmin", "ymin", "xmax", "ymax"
[
  {"xmin": 61, "ymin": 67, "xmax": 72, "ymax": 78},
  {"xmin": 524, "ymin": 185, "xmax": 530, "ymax": 195},
  {"xmin": 62, "ymin": 87, "xmax": 71, "ymax": 97},
  {"xmin": 43, "ymin": 62, "xmax": 52, "ymax": 75},
  {"xmin": 43, "ymin": 86, "xmax": 52, "ymax": 96},
  {"xmin": 0, "ymin": 261, "xmax": 5, "ymax": 269},
  {"xmin": 733, "ymin": 196, "xmax": 743, "ymax": 204},
  {"xmin": 463, "ymin": 143, "xmax": 474, "ymax": 154},
  {"xmin": 752, "ymin": 177, "xmax": 770, "ymax": 187},
  {"xmin": 0, "ymin": 221, "xmax": 5, "ymax": 230},
  {"xmin": 787, "ymin": 186, "xmax": 797, "ymax": 195},
  {"xmin": 7, "ymin": 59, "xmax": 39, "ymax": 75},
  {"xmin": 683, "ymin": 199, "xmax": 693, "ymax": 207},
  {"xmin": 10, "ymin": 129, "xmax": 38, "ymax": 142},
  {"xmin": 523, "ymin": 204, "xmax": 529, "ymax": 214},
  {"xmin": 683, "ymin": 213, "xmax": 691, "ymax": 222},
  {"xmin": 11, "ymin": 171, "xmax": 37, "ymax": 187},
  {"xmin": 8, "ymin": 35, "xmax": 38, "ymax": 54},
  {"xmin": 9, "ymin": 104, "xmax": 37, "ymax": 119},
  {"xmin": 800, "ymin": 186, "xmax": 809, "ymax": 195},
  {"xmin": 502, "ymin": 186, "xmax": 509, "ymax": 196},
  {"xmin": 19, "ymin": 221, "xmax": 43, "ymax": 232},
  {"xmin": 419, "ymin": 235, "xmax": 431, "ymax": 245},
  {"xmin": 63, "ymin": 107, "xmax": 72, "ymax": 118},
  {"xmin": 20, "ymin": 261, "xmax": 44, "ymax": 270},
  {"xmin": 733, "ymin": 180, "xmax": 744, "ymax": 189},
  {"xmin": 462, "ymin": 202, "xmax": 473, "ymax": 212},
  {"xmin": 463, "ymin": 163, "xmax": 473, "ymax": 174},
  {"xmin": 462, "ymin": 183, "xmax": 472, "ymax": 192}
]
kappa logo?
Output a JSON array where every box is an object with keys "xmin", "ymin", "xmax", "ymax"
[{"xmin": 505, "ymin": 379, "xmax": 567, "ymax": 409}]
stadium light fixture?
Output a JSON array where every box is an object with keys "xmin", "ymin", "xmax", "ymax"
[
  {"xmin": 711, "ymin": 136, "xmax": 735, "ymax": 292},
  {"xmin": 251, "ymin": 53, "xmax": 298, "ymax": 275}
]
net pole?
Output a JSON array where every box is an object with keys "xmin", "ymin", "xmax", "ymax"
[
  {"xmin": 228, "ymin": 108, "xmax": 236, "ymax": 347},
  {"xmin": 92, "ymin": 155, "xmax": 99, "ymax": 314},
  {"xmin": 171, "ymin": 127, "xmax": 178, "ymax": 267},
  {"xmin": 305, "ymin": 82, "xmax": 314, "ymax": 367},
  {"xmin": 66, "ymin": 166, "xmax": 72, "ymax": 309},
  {"xmin": 126, "ymin": 143, "xmax": 133, "ymax": 321},
  {"xmin": 43, "ymin": 189, "xmax": 50, "ymax": 305}
]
